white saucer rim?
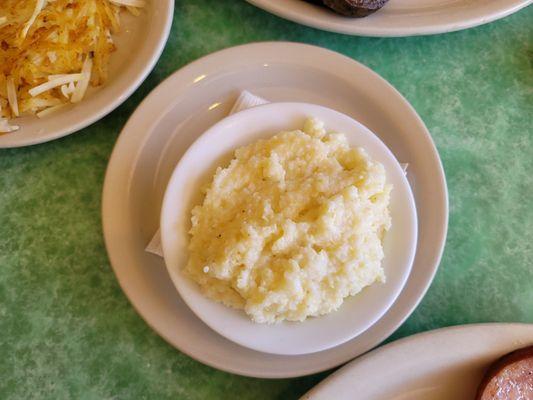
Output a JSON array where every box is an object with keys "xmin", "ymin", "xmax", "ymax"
[{"xmin": 102, "ymin": 41, "xmax": 449, "ymax": 378}]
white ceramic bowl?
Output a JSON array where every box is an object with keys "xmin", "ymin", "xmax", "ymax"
[
  {"xmin": 0, "ymin": 0, "xmax": 174, "ymax": 148},
  {"xmin": 160, "ymin": 102, "xmax": 418, "ymax": 355}
]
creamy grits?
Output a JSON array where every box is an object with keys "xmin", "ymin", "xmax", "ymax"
[{"xmin": 185, "ymin": 118, "xmax": 392, "ymax": 323}]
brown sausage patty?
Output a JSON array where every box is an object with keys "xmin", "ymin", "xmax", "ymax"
[
  {"xmin": 305, "ymin": 0, "xmax": 389, "ymax": 18},
  {"xmin": 476, "ymin": 345, "xmax": 533, "ymax": 400}
]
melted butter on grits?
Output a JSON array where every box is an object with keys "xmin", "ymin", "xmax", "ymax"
[{"xmin": 185, "ymin": 118, "xmax": 392, "ymax": 323}]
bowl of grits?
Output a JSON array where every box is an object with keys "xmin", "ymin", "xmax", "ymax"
[{"xmin": 160, "ymin": 102, "xmax": 417, "ymax": 355}]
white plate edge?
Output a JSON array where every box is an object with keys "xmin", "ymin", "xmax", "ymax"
[
  {"xmin": 301, "ymin": 322, "xmax": 533, "ymax": 399},
  {"xmin": 246, "ymin": 0, "xmax": 533, "ymax": 37},
  {"xmin": 101, "ymin": 41, "xmax": 449, "ymax": 378}
]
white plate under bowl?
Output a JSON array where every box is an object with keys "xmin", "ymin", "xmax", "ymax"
[
  {"xmin": 247, "ymin": 0, "xmax": 532, "ymax": 37},
  {"xmin": 160, "ymin": 102, "xmax": 418, "ymax": 355},
  {"xmin": 0, "ymin": 0, "xmax": 174, "ymax": 148},
  {"xmin": 302, "ymin": 323, "xmax": 533, "ymax": 399},
  {"xmin": 102, "ymin": 42, "xmax": 448, "ymax": 377}
]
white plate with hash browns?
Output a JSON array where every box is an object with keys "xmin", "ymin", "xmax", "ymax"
[{"xmin": 0, "ymin": 0, "xmax": 173, "ymax": 148}]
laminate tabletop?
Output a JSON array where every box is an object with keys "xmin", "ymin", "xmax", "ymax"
[{"xmin": 1, "ymin": 1, "xmax": 531, "ymax": 398}]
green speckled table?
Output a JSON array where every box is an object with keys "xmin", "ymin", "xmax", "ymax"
[{"xmin": 1, "ymin": 1, "xmax": 532, "ymax": 399}]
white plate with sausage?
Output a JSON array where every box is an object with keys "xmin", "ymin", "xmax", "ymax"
[
  {"xmin": 247, "ymin": 0, "xmax": 532, "ymax": 37},
  {"xmin": 302, "ymin": 323, "xmax": 533, "ymax": 400}
]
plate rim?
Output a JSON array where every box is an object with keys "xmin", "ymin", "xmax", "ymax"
[
  {"xmin": 302, "ymin": 322, "xmax": 533, "ymax": 399},
  {"xmin": 102, "ymin": 41, "xmax": 449, "ymax": 378},
  {"xmin": 0, "ymin": 0, "xmax": 174, "ymax": 148},
  {"xmin": 246, "ymin": 0, "xmax": 532, "ymax": 37}
]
